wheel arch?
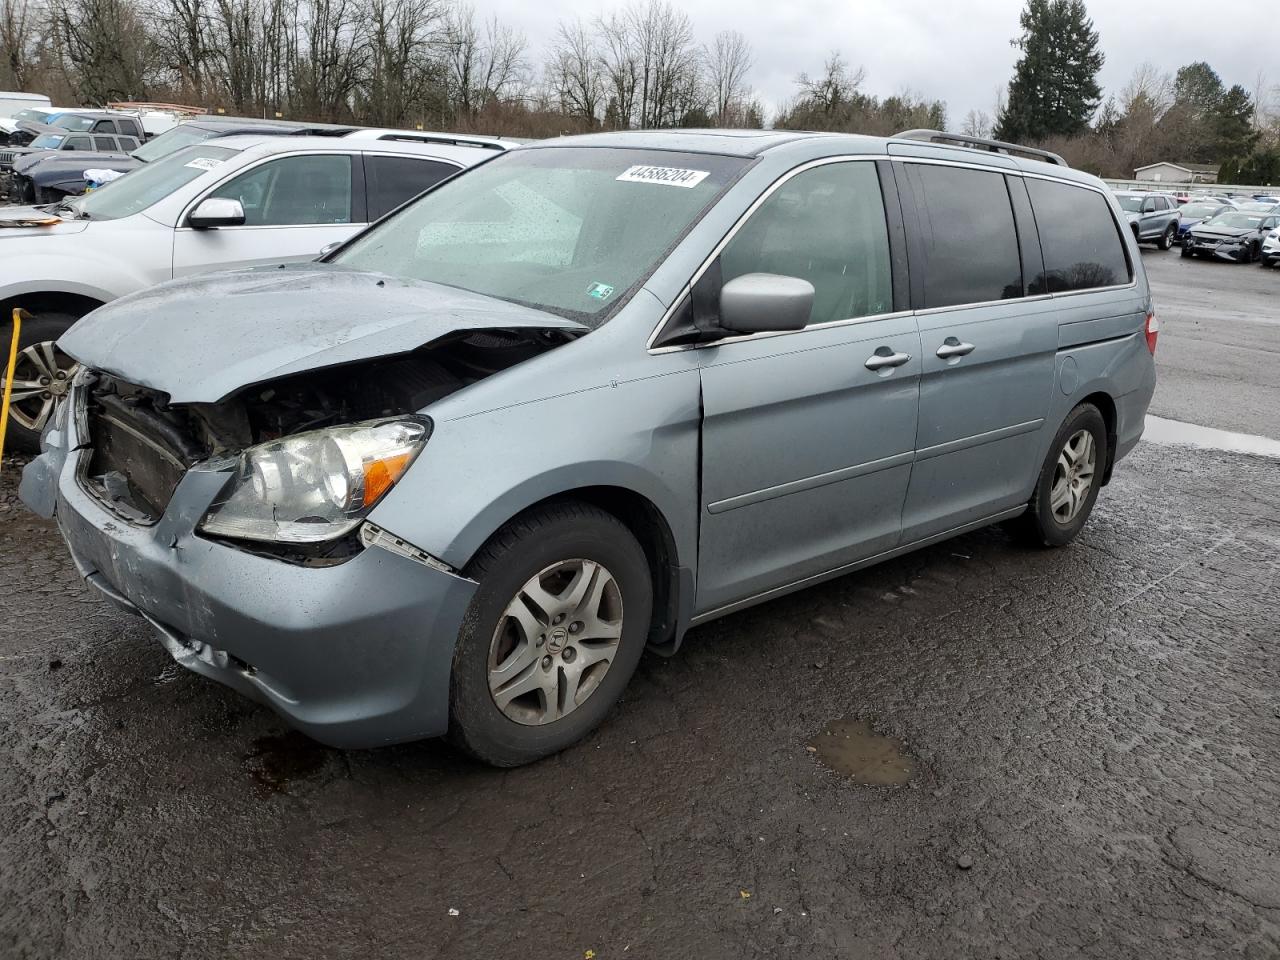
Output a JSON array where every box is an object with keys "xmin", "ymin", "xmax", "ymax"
[
  {"xmin": 1079, "ymin": 390, "xmax": 1118, "ymax": 485},
  {"xmin": 0, "ymin": 290, "xmax": 106, "ymax": 321}
]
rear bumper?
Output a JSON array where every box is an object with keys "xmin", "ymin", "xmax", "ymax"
[{"xmin": 22, "ymin": 435, "xmax": 477, "ymax": 748}]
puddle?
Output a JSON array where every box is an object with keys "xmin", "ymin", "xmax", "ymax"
[
  {"xmin": 1144, "ymin": 416, "xmax": 1280, "ymax": 459},
  {"xmin": 243, "ymin": 731, "xmax": 329, "ymax": 793},
  {"xmin": 807, "ymin": 717, "xmax": 917, "ymax": 786}
]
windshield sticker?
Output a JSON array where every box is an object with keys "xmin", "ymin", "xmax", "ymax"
[
  {"xmin": 616, "ymin": 165, "xmax": 710, "ymax": 188},
  {"xmin": 587, "ymin": 282, "xmax": 615, "ymax": 301},
  {"xmin": 184, "ymin": 157, "xmax": 223, "ymax": 171}
]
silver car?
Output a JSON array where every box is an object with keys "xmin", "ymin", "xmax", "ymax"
[{"xmin": 21, "ymin": 129, "xmax": 1158, "ymax": 765}]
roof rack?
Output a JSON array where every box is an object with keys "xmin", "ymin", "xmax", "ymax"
[
  {"xmin": 373, "ymin": 133, "xmax": 507, "ymax": 151},
  {"xmin": 893, "ymin": 129, "xmax": 1068, "ymax": 167}
]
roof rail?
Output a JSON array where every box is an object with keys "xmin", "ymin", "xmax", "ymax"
[
  {"xmin": 374, "ymin": 133, "xmax": 507, "ymax": 151},
  {"xmin": 893, "ymin": 129, "xmax": 1068, "ymax": 167}
]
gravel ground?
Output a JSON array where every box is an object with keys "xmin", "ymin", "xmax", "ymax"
[{"xmin": 1, "ymin": 250, "xmax": 1277, "ymax": 959}]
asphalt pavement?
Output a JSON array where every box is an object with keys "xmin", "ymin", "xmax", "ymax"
[{"xmin": 1, "ymin": 247, "xmax": 1277, "ymax": 959}]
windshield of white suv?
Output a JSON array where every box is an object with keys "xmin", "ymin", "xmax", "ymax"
[
  {"xmin": 331, "ymin": 147, "xmax": 748, "ymax": 324},
  {"xmin": 66, "ymin": 144, "xmax": 238, "ymax": 221},
  {"xmin": 131, "ymin": 124, "xmax": 221, "ymax": 163}
]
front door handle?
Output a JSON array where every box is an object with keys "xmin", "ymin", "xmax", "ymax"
[
  {"xmin": 864, "ymin": 349, "xmax": 912, "ymax": 371},
  {"xmin": 936, "ymin": 337, "xmax": 976, "ymax": 359}
]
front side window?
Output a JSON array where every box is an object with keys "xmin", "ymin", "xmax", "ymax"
[
  {"xmin": 332, "ymin": 147, "xmax": 747, "ymax": 325},
  {"xmin": 71, "ymin": 144, "xmax": 239, "ymax": 221},
  {"xmin": 52, "ymin": 116, "xmax": 94, "ymax": 132},
  {"xmin": 365, "ymin": 155, "xmax": 460, "ymax": 220},
  {"xmin": 904, "ymin": 163, "xmax": 1023, "ymax": 308},
  {"xmin": 719, "ymin": 161, "xmax": 892, "ymax": 325},
  {"xmin": 208, "ymin": 154, "xmax": 353, "ymax": 226},
  {"xmin": 92, "ymin": 136, "xmax": 115, "ymax": 151},
  {"xmin": 1026, "ymin": 178, "xmax": 1131, "ymax": 293}
]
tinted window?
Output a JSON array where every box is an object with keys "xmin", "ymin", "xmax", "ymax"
[
  {"xmin": 719, "ymin": 161, "xmax": 893, "ymax": 325},
  {"xmin": 366, "ymin": 155, "xmax": 459, "ymax": 220},
  {"xmin": 119, "ymin": 137, "xmax": 139, "ymax": 151},
  {"xmin": 65, "ymin": 136, "xmax": 92, "ymax": 151},
  {"xmin": 92, "ymin": 119, "xmax": 115, "ymax": 133},
  {"xmin": 1026, "ymin": 178, "xmax": 1130, "ymax": 293},
  {"xmin": 904, "ymin": 164, "xmax": 1022, "ymax": 307},
  {"xmin": 92, "ymin": 136, "xmax": 115, "ymax": 150},
  {"xmin": 210, "ymin": 154, "xmax": 353, "ymax": 226}
]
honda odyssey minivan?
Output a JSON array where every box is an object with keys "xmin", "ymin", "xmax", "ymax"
[{"xmin": 21, "ymin": 128, "xmax": 1157, "ymax": 766}]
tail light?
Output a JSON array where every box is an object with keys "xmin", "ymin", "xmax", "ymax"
[{"xmin": 1145, "ymin": 311, "xmax": 1160, "ymax": 355}]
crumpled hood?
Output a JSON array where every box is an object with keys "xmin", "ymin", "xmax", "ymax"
[
  {"xmin": 14, "ymin": 149, "xmax": 135, "ymax": 177},
  {"xmin": 1190, "ymin": 225, "xmax": 1253, "ymax": 240},
  {"xmin": 59, "ymin": 263, "xmax": 588, "ymax": 403}
]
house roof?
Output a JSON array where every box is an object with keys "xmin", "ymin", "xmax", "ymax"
[{"xmin": 1134, "ymin": 161, "xmax": 1219, "ymax": 174}]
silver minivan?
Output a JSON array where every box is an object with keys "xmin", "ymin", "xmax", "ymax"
[{"xmin": 22, "ymin": 129, "xmax": 1158, "ymax": 765}]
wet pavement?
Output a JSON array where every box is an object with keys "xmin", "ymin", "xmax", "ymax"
[{"xmin": 2, "ymin": 250, "xmax": 1279, "ymax": 958}]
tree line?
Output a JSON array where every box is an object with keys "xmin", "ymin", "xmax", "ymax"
[{"xmin": 2, "ymin": 0, "xmax": 1277, "ymax": 181}]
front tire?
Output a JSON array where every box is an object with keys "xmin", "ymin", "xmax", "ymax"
[
  {"xmin": 1181, "ymin": 244, "xmax": 1194, "ymax": 259},
  {"xmin": 1158, "ymin": 223, "xmax": 1176, "ymax": 250},
  {"xmin": 448, "ymin": 501, "xmax": 653, "ymax": 766},
  {"xmin": 1008, "ymin": 404, "xmax": 1108, "ymax": 548},
  {"xmin": 1, "ymin": 313, "xmax": 81, "ymax": 453}
]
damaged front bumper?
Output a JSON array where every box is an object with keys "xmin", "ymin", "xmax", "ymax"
[{"xmin": 20, "ymin": 422, "xmax": 477, "ymax": 749}]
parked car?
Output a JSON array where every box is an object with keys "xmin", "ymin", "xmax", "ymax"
[
  {"xmin": 1257, "ymin": 223, "xmax": 1280, "ymax": 266},
  {"xmin": 1173, "ymin": 201, "xmax": 1232, "ymax": 245},
  {"xmin": 0, "ymin": 134, "xmax": 504, "ymax": 448},
  {"xmin": 0, "ymin": 110, "xmax": 146, "ymax": 186},
  {"xmin": 3, "ymin": 115, "xmax": 365, "ymax": 204},
  {"xmin": 0, "ymin": 106, "xmax": 66, "ymax": 146},
  {"xmin": 20, "ymin": 128, "xmax": 1158, "ymax": 765},
  {"xmin": 1235, "ymin": 200, "xmax": 1280, "ymax": 212},
  {"xmin": 1181, "ymin": 210, "xmax": 1280, "ymax": 262},
  {"xmin": 1114, "ymin": 191, "xmax": 1180, "ymax": 248},
  {"xmin": 1, "ymin": 129, "xmax": 141, "ymax": 200},
  {"xmin": 0, "ymin": 91, "xmax": 52, "ymax": 118}
]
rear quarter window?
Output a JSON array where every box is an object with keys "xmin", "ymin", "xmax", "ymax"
[{"xmin": 1026, "ymin": 179, "xmax": 1131, "ymax": 293}]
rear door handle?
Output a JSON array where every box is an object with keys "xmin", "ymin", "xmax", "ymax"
[
  {"xmin": 936, "ymin": 337, "xmax": 975, "ymax": 359},
  {"xmin": 864, "ymin": 349, "xmax": 912, "ymax": 371}
]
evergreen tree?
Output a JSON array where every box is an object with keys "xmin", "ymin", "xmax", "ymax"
[
  {"xmin": 995, "ymin": 0, "xmax": 1104, "ymax": 143},
  {"xmin": 1214, "ymin": 84, "xmax": 1259, "ymax": 160},
  {"xmin": 1173, "ymin": 62, "xmax": 1224, "ymax": 112}
]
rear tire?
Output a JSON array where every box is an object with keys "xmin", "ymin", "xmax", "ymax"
[
  {"xmin": 1007, "ymin": 404, "xmax": 1108, "ymax": 548},
  {"xmin": 1, "ymin": 313, "xmax": 81, "ymax": 454},
  {"xmin": 1158, "ymin": 223, "xmax": 1176, "ymax": 250},
  {"xmin": 448, "ymin": 501, "xmax": 653, "ymax": 767}
]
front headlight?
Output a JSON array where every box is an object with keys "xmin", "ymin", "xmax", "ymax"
[{"xmin": 198, "ymin": 418, "xmax": 429, "ymax": 544}]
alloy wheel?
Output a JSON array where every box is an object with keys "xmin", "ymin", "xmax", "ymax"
[
  {"xmin": 487, "ymin": 558, "xmax": 624, "ymax": 726},
  {"xmin": 1049, "ymin": 429, "xmax": 1096, "ymax": 524},
  {"xmin": 3, "ymin": 340, "xmax": 78, "ymax": 434}
]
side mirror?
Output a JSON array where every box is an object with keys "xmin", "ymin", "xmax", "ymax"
[
  {"xmin": 189, "ymin": 197, "xmax": 245, "ymax": 229},
  {"xmin": 318, "ymin": 240, "xmax": 342, "ymax": 259},
  {"xmin": 1141, "ymin": 201, "xmax": 1155, "ymax": 213},
  {"xmin": 719, "ymin": 273, "xmax": 814, "ymax": 335}
]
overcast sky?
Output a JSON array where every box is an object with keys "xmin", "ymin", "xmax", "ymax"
[{"xmin": 484, "ymin": 0, "xmax": 1273, "ymax": 124}]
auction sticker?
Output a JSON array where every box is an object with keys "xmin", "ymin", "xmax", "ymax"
[
  {"xmin": 184, "ymin": 157, "xmax": 223, "ymax": 171},
  {"xmin": 616, "ymin": 165, "xmax": 710, "ymax": 188}
]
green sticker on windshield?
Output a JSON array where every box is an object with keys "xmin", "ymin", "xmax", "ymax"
[{"xmin": 587, "ymin": 282, "xmax": 615, "ymax": 301}]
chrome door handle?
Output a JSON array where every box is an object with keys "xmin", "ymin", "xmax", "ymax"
[
  {"xmin": 864, "ymin": 350, "xmax": 912, "ymax": 371},
  {"xmin": 936, "ymin": 338, "xmax": 976, "ymax": 359}
]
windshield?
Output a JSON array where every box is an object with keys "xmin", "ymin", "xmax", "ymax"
[
  {"xmin": 68, "ymin": 144, "xmax": 238, "ymax": 221},
  {"xmin": 1182, "ymin": 203, "xmax": 1222, "ymax": 218},
  {"xmin": 1206, "ymin": 213, "xmax": 1265, "ymax": 229},
  {"xmin": 1116, "ymin": 195, "xmax": 1146, "ymax": 213},
  {"xmin": 52, "ymin": 115, "xmax": 95, "ymax": 132},
  {"xmin": 132, "ymin": 123, "xmax": 218, "ymax": 163},
  {"xmin": 1237, "ymin": 202, "xmax": 1276, "ymax": 212},
  {"xmin": 29, "ymin": 134, "xmax": 65, "ymax": 149},
  {"xmin": 13, "ymin": 108, "xmax": 52, "ymax": 124},
  {"xmin": 332, "ymin": 147, "xmax": 747, "ymax": 324}
]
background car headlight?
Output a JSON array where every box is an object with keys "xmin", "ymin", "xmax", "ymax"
[{"xmin": 198, "ymin": 418, "xmax": 429, "ymax": 544}]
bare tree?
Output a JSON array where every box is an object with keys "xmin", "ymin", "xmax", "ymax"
[
  {"xmin": 627, "ymin": 0, "xmax": 701, "ymax": 128},
  {"xmin": 794, "ymin": 51, "xmax": 865, "ymax": 116},
  {"xmin": 361, "ymin": 0, "xmax": 444, "ymax": 126},
  {"xmin": 597, "ymin": 8, "xmax": 637, "ymax": 128},
  {"xmin": 55, "ymin": 0, "xmax": 151, "ymax": 101},
  {"xmin": 0, "ymin": 0, "xmax": 40, "ymax": 89},
  {"xmin": 703, "ymin": 28, "xmax": 751, "ymax": 127},
  {"xmin": 962, "ymin": 109, "xmax": 993, "ymax": 138},
  {"xmin": 545, "ymin": 17, "xmax": 603, "ymax": 126},
  {"xmin": 445, "ymin": 4, "xmax": 527, "ymax": 122},
  {"xmin": 1120, "ymin": 61, "xmax": 1173, "ymax": 117}
]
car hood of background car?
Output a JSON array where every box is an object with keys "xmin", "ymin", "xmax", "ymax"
[
  {"xmin": 58, "ymin": 264, "xmax": 589, "ymax": 403},
  {"xmin": 1190, "ymin": 225, "xmax": 1255, "ymax": 239},
  {"xmin": 13, "ymin": 150, "xmax": 138, "ymax": 177}
]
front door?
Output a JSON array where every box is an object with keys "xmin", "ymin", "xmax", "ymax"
[
  {"xmin": 695, "ymin": 160, "xmax": 921, "ymax": 615},
  {"xmin": 172, "ymin": 152, "xmax": 364, "ymax": 278}
]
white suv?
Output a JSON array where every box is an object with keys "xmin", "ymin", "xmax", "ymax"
[{"xmin": 0, "ymin": 134, "xmax": 506, "ymax": 447}]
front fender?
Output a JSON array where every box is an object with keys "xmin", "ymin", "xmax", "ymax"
[
  {"xmin": 368, "ymin": 370, "xmax": 703, "ymax": 575},
  {"xmin": 0, "ymin": 251, "xmax": 150, "ymax": 305}
]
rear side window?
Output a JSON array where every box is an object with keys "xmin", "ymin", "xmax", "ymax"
[
  {"xmin": 903, "ymin": 164, "xmax": 1023, "ymax": 308},
  {"xmin": 1026, "ymin": 179, "xmax": 1131, "ymax": 293},
  {"xmin": 92, "ymin": 136, "xmax": 114, "ymax": 150},
  {"xmin": 65, "ymin": 136, "xmax": 92, "ymax": 151},
  {"xmin": 366, "ymin": 155, "xmax": 459, "ymax": 220}
]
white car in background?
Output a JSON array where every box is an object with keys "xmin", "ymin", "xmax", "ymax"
[{"xmin": 0, "ymin": 133, "xmax": 506, "ymax": 448}]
